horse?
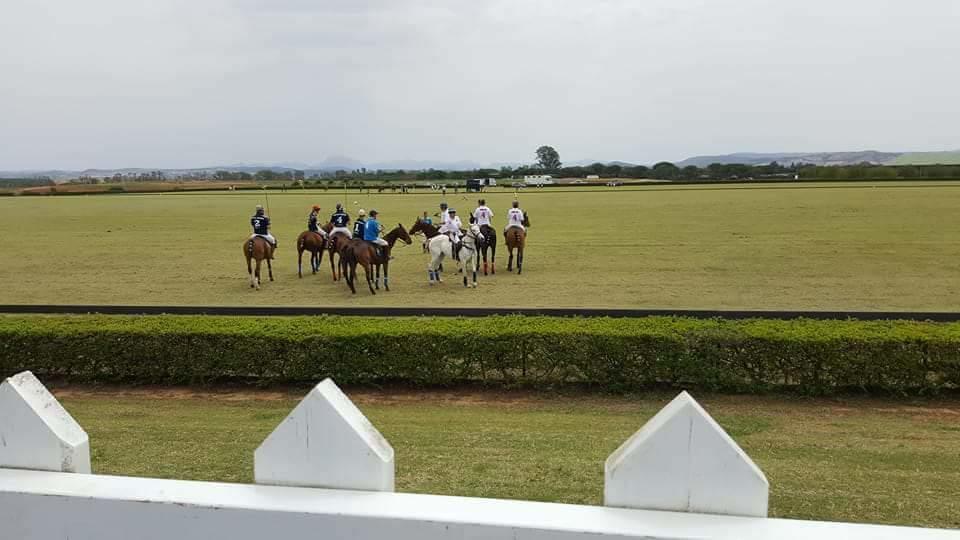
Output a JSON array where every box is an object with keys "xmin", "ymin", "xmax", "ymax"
[
  {"xmin": 459, "ymin": 223, "xmax": 483, "ymax": 288},
  {"xmin": 243, "ymin": 236, "xmax": 275, "ymax": 289},
  {"xmin": 342, "ymin": 225, "xmax": 412, "ymax": 295},
  {"xmin": 410, "ymin": 219, "xmax": 448, "ymax": 273},
  {"xmin": 505, "ymin": 211, "xmax": 530, "ymax": 274},
  {"xmin": 296, "ymin": 223, "xmax": 333, "ymax": 278},
  {"xmin": 325, "ymin": 229, "xmax": 352, "ymax": 282},
  {"xmin": 424, "ymin": 232, "xmax": 454, "ymax": 285},
  {"xmin": 479, "ymin": 224, "xmax": 496, "ymax": 275}
]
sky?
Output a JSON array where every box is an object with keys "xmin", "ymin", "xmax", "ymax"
[{"xmin": 1, "ymin": 0, "xmax": 958, "ymax": 170}]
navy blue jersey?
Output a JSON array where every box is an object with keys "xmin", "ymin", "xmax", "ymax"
[
  {"xmin": 331, "ymin": 211, "xmax": 349, "ymax": 227},
  {"xmin": 251, "ymin": 215, "xmax": 270, "ymax": 235},
  {"xmin": 352, "ymin": 219, "xmax": 366, "ymax": 239},
  {"xmin": 307, "ymin": 213, "xmax": 319, "ymax": 232}
]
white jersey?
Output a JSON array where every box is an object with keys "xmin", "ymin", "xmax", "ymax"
[
  {"xmin": 443, "ymin": 214, "xmax": 463, "ymax": 232},
  {"xmin": 440, "ymin": 209, "xmax": 450, "ymax": 224},
  {"xmin": 473, "ymin": 206, "xmax": 493, "ymax": 226},
  {"xmin": 507, "ymin": 208, "xmax": 524, "ymax": 228}
]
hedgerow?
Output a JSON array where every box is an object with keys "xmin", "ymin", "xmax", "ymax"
[{"xmin": 1, "ymin": 315, "xmax": 959, "ymax": 395}]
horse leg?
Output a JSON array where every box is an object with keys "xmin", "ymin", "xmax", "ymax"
[
  {"xmin": 491, "ymin": 243, "xmax": 496, "ymax": 274},
  {"xmin": 330, "ymin": 249, "xmax": 338, "ymax": 281},
  {"xmin": 298, "ymin": 248, "xmax": 304, "ymax": 278},
  {"xmin": 267, "ymin": 257, "xmax": 274, "ymax": 281},
  {"xmin": 383, "ymin": 261, "xmax": 390, "ymax": 292},
  {"xmin": 507, "ymin": 248, "xmax": 514, "ymax": 272},
  {"xmin": 375, "ymin": 263, "xmax": 380, "ymax": 290},
  {"xmin": 346, "ymin": 261, "xmax": 357, "ymax": 294},
  {"xmin": 518, "ymin": 247, "xmax": 523, "ymax": 275},
  {"xmin": 247, "ymin": 257, "xmax": 255, "ymax": 288},
  {"xmin": 363, "ymin": 263, "xmax": 375, "ymax": 295},
  {"xmin": 255, "ymin": 259, "xmax": 262, "ymax": 290}
]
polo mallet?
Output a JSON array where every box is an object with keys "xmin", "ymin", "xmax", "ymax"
[{"xmin": 263, "ymin": 186, "xmax": 272, "ymax": 216}]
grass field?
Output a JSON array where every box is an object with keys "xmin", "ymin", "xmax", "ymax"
[
  {"xmin": 2, "ymin": 182, "xmax": 960, "ymax": 309},
  {"xmin": 53, "ymin": 387, "xmax": 960, "ymax": 529}
]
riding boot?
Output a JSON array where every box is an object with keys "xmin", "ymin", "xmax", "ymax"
[{"xmin": 454, "ymin": 242, "xmax": 461, "ymax": 261}]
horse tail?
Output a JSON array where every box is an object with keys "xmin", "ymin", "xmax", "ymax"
[
  {"xmin": 246, "ymin": 238, "xmax": 255, "ymax": 257},
  {"xmin": 297, "ymin": 235, "xmax": 306, "ymax": 252}
]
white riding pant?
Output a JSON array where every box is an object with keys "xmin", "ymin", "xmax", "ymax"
[
  {"xmin": 330, "ymin": 227, "xmax": 351, "ymax": 238},
  {"xmin": 250, "ymin": 233, "xmax": 276, "ymax": 245},
  {"xmin": 370, "ymin": 238, "xmax": 388, "ymax": 247},
  {"xmin": 504, "ymin": 224, "xmax": 526, "ymax": 233}
]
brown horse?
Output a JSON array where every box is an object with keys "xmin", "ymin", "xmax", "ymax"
[
  {"xmin": 342, "ymin": 225, "xmax": 412, "ymax": 295},
  {"xmin": 243, "ymin": 236, "xmax": 275, "ymax": 289},
  {"xmin": 326, "ymin": 229, "xmax": 353, "ymax": 282},
  {"xmin": 296, "ymin": 223, "xmax": 333, "ymax": 278},
  {"xmin": 505, "ymin": 212, "xmax": 530, "ymax": 274}
]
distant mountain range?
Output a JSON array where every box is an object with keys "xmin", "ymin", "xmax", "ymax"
[
  {"xmin": 3, "ymin": 150, "xmax": 959, "ymax": 180},
  {"xmin": 676, "ymin": 150, "xmax": 960, "ymax": 168}
]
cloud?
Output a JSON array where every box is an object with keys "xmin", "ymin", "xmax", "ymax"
[{"xmin": 1, "ymin": 0, "xmax": 958, "ymax": 169}]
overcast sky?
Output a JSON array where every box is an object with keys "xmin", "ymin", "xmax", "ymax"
[{"xmin": 1, "ymin": 0, "xmax": 958, "ymax": 169}]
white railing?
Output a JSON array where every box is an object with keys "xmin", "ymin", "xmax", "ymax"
[{"xmin": 0, "ymin": 371, "xmax": 957, "ymax": 540}]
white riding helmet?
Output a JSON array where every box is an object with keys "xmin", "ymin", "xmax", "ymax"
[{"xmin": 357, "ymin": 209, "xmax": 367, "ymax": 217}]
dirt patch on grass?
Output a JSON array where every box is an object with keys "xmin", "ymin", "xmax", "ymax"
[{"xmin": 48, "ymin": 383, "xmax": 960, "ymax": 415}]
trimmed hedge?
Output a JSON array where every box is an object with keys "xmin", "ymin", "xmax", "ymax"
[{"xmin": 2, "ymin": 315, "xmax": 960, "ymax": 395}]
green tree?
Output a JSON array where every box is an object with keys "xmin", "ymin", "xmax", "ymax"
[{"xmin": 535, "ymin": 145, "xmax": 561, "ymax": 170}]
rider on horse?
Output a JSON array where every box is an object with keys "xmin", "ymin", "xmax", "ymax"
[
  {"xmin": 250, "ymin": 204, "xmax": 277, "ymax": 250},
  {"xmin": 330, "ymin": 203, "xmax": 351, "ymax": 238},
  {"xmin": 473, "ymin": 199, "xmax": 493, "ymax": 229},
  {"xmin": 353, "ymin": 209, "xmax": 367, "ymax": 239},
  {"xmin": 421, "ymin": 211, "xmax": 433, "ymax": 225},
  {"xmin": 364, "ymin": 209, "xmax": 390, "ymax": 259},
  {"xmin": 440, "ymin": 207, "xmax": 463, "ymax": 260},
  {"xmin": 307, "ymin": 205, "xmax": 326, "ymax": 237},
  {"xmin": 505, "ymin": 200, "xmax": 525, "ymax": 233}
]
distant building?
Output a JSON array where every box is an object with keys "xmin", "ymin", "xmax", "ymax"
[
  {"xmin": 586, "ymin": 175, "xmax": 600, "ymax": 180},
  {"xmin": 523, "ymin": 175, "xmax": 554, "ymax": 186}
]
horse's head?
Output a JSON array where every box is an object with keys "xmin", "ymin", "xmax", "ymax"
[
  {"xmin": 522, "ymin": 212, "xmax": 531, "ymax": 227},
  {"xmin": 396, "ymin": 223, "xmax": 413, "ymax": 245},
  {"xmin": 409, "ymin": 219, "xmax": 424, "ymax": 235}
]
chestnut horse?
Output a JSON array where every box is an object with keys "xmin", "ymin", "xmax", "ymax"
[
  {"xmin": 505, "ymin": 211, "xmax": 530, "ymax": 274},
  {"xmin": 326, "ymin": 229, "xmax": 352, "ymax": 282},
  {"xmin": 342, "ymin": 225, "xmax": 412, "ymax": 295},
  {"xmin": 243, "ymin": 236, "xmax": 274, "ymax": 289},
  {"xmin": 296, "ymin": 223, "xmax": 333, "ymax": 278}
]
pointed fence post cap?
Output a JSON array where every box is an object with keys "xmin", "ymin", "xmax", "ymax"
[
  {"xmin": 605, "ymin": 391, "xmax": 768, "ymax": 517},
  {"xmin": 0, "ymin": 371, "xmax": 90, "ymax": 473},
  {"xmin": 254, "ymin": 378, "xmax": 394, "ymax": 491}
]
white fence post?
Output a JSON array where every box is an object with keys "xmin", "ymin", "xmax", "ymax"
[
  {"xmin": 0, "ymin": 370, "xmax": 90, "ymax": 474},
  {"xmin": 605, "ymin": 391, "xmax": 768, "ymax": 517},
  {"xmin": 254, "ymin": 378, "xmax": 394, "ymax": 491}
]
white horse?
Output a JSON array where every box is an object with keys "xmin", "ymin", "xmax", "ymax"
[
  {"xmin": 426, "ymin": 234, "xmax": 453, "ymax": 284},
  {"xmin": 426, "ymin": 223, "xmax": 484, "ymax": 286},
  {"xmin": 459, "ymin": 224, "xmax": 483, "ymax": 288}
]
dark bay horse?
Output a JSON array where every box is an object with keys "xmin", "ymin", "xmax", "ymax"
[
  {"xmin": 505, "ymin": 212, "xmax": 530, "ymax": 274},
  {"xmin": 296, "ymin": 223, "xmax": 333, "ymax": 278},
  {"xmin": 343, "ymin": 225, "xmax": 412, "ymax": 295},
  {"xmin": 479, "ymin": 224, "xmax": 496, "ymax": 275},
  {"xmin": 243, "ymin": 236, "xmax": 275, "ymax": 289}
]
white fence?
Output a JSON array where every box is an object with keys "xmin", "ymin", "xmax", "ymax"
[{"xmin": 0, "ymin": 371, "xmax": 957, "ymax": 540}]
